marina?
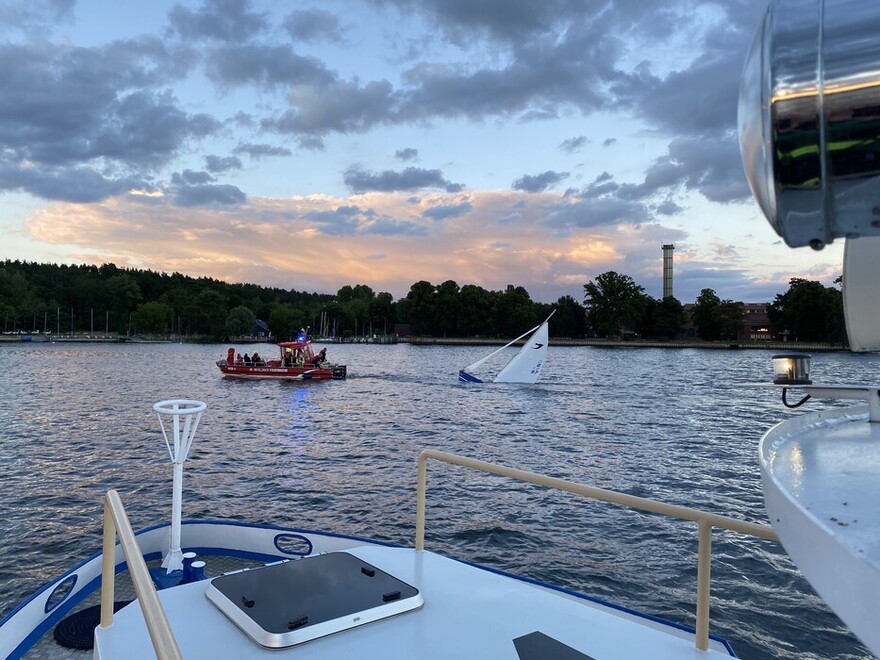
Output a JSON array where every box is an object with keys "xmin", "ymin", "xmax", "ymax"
[{"xmin": 0, "ymin": 340, "xmax": 875, "ymax": 658}]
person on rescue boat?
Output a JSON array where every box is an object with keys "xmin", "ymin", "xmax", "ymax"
[
  {"xmin": 310, "ymin": 347, "xmax": 327, "ymax": 368},
  {"xmin": 284, "ymin": 347, "xmax": 293, "ymax": 367}
]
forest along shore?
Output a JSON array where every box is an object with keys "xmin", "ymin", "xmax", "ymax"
[
  {"xmin": 0, "ymin": 334, "xmax": 844, "ymax": 352},
  {"xmin": 403, "ymin": 336, "xmax": 847, "ymax": 351}
]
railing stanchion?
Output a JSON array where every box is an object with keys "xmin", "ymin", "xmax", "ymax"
[
  {"xmin": 100, "ymin": 494, "xmax": 116, "ymax": 629},
  {"xmin": 695, "ymin": 520, "xmax": 712, "ymax": 652},
  {"xmin": 99, "ymin": 489, "xmax": 183, "ymax": 659},
  {"xmin": 416, "ymin": 452, "xmax": 428, "ymax": 550}
]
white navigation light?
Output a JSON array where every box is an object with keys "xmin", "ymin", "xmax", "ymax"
[{"xmin": 772, "ymin": 353, "xmax": 812, "ymax": 385}]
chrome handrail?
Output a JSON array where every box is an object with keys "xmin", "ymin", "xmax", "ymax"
[
  {"xmin": 100, "ymin": 489, "xmax": 182, "ymax": 660},
  {"xmin": 415, "ymin": 449, "xmax": 779, "ymax": 653}
]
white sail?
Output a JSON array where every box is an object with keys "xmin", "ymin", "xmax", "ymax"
[
  {"xmin": 459, "ymin": 311, "xmax": 555, "ymax": 384},
  {"xmin": 462, "ymin": 324, "xmax": 540, "ymax": 374},
  {"xmin": 493, "ymin": 318, "xmax": 550, "ymax": 383}
]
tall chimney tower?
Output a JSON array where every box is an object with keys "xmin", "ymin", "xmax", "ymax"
[{"xmin": 662, "ymin": 244, "xmax": 674, "ymax": 299}]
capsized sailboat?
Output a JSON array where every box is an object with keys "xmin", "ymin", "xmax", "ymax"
[{"xmin": 459, "ymin": 311, "xmax": 554, "ymax": 384}]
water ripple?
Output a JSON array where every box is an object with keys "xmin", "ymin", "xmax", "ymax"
[{"xmin": 0, "ymin": 341, "xmax": 875, "ymax": 658}]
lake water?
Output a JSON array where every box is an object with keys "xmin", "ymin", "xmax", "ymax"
[{"xmin": 0, "ymin": 340, "xmax": 876, "ymax": 659}]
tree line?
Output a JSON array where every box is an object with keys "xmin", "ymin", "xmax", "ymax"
[
  {"xmin": 582, "ymin": 271, "xmax": 845, "ymax": 343},
  {"xmin": 0, "ymin": 261, "xmax": 331, "ymax": 341},
  {"xmin": 0, "ymin": 260, "xmax": 846, "ymax": 343}
]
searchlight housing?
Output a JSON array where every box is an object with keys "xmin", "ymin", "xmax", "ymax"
[{"xmin": 738, "ymin": 0, "xmax": 880, "ymax": 250}]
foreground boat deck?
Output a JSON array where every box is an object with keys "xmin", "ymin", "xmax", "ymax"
[
  {"xmin": 21, "ymin": 554, "xmax": 265, "ymax": 660},
  {"xmin": 95, "ymin": 545, "xmax": 734, "ymax": 659},
  {"xmin": 761, "ymin": 403, "xmax": 880, "ymax": 654}
]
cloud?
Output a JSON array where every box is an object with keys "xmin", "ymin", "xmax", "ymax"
[
  {"xmin": 17, "ymin": 189, "xmax": 659, "ymax": 301},
  {"xmin": 343, "ymin": 165, "xmax": 463, "ymax": 193},
  {"xmin": 0, "ymin": 43, "xmax": 196, "ymax": 163},
  {"xmin": 167, "ymin": 0, "xmax": 269, "ymax": 43},
  {"xmin": 0, "ymin": 163, "xmax": 139, "ymax": 202},
  {"xmin": 0, "ymin": 0, "xmax": 765, "ymax": 211},
  {"xmin": 0, "ymin": 38, "xmax": 217, "ymax": 202},
  {"xmin": 395, "ymin": 147, "xmax": 418, "ymax": 161},
  {"xmin": 377, "ymin": 0, "xmax": 585, "ymax": 45},
  {"xmin": 655, "ymin": 199, "xmax": 683, "ymax": 216},
  {"xmin": 559, "ymin": 135, "xmax": 587, "ymax": 153},
  {"xmin": 172, "ymin": 183, "xmax": 246, "ymax": 206},
  {"xmin": 1, "ymin": 0, "xmax": 74, "ymax": 33},
  {"xmin": 619, "ymin": 15, "xmax": 762, "ymax": 138},
  {"xmin": 643, "ymin": 134, "xmax": 751, "ymax": 203},
  {"xmin": 264, "ymin": 79, "xmax": 398, "ymax": 136},
  {"xmin": 203, "ymin": 44, "xmax": 334, "ymax": 89},
  {"xmin": 714, "ymin": 243, "xmax": 739, "ymax": 258},
  {"xmin": 543, "ymin": 197, "xmax": 650, "ymax": 231},
  {"xmin": 512, "ymin": 170, "xmax": 569, "ymax": 193},
  {"xmin": 302, "ymin": 204, "xmax": 428, "ymax": 237},
  {"xmin": 567, "ymin": 131, "xmax": 751, "ymax": 209},
  {"xmin": 305, "ymin": 205, "xmax": 361, "ymax": 235},
  {"xmin": 171, "ymin": 169, "xmax": 215, "ymax": 186},
  {"xmin": 205, "ymin": 155, "xmax": 243, "ymax": 173},
  {"xmin": 297, "ymin": 135, "xmax": 326, "ymax": 151},
  {"xmin": 24, "ymin": 184, "xmax": 830, "ymax": 305},
  {"xmin": 362, "ymin": 217, "xmax": 429, "ymax": 236},
  {"xmin": 422, "ymin": 201, "xmax": 473, "ymax": 220},
  {"xmin": 398, "ymin": 50, "xmax": 609, "ymax": 122},
  {"xmin": 571, "ymin": 171, "xmax": 617, "ymax": 199},
  {"xmin": 233, "ymin": 143, "xmax": 292, "ymax": 158},
  {"xmin": 284, "ymin": 9, "xmax": 343, "ymax": 43},
  {"xmin": 0, "ymin": 0, "xmax": 838, "ymax": 306},
  {"xmin": 169, "ymin": 169, "xmax": 245, "ymax": 206}
]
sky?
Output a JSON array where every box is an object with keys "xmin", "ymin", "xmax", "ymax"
[{"xmin": 0, "ymin": 0, "xmax": 846, "ymax": 304}]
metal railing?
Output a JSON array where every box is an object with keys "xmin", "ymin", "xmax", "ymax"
[
  {"xmin": 100, "ymin": 489, "xmax": 182, "ymax": 660},
  {"xmin": 415, "ymin": 449, "xmax": 780, "ymax": 653}
]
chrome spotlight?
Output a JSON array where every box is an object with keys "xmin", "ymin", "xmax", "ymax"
[{"xmin": 738, "ymin": 0, "xmax": 880, "ymax": 250}]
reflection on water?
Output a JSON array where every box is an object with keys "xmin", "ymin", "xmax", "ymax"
[{"xmin": 1, "ymin": 341, "xmax": 878, "ymax": 659}]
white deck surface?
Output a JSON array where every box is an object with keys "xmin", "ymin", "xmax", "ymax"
[
  {"xmin": 760, "ymin": 405, "xmax": 880, "ymax": 655},
  {"xmin": 94, "ymin": 545, "xmax": 733, "ymax": 659}
]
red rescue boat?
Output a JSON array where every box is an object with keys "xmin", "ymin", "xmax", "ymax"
[{"xmin": 216, "ymin": 334, "xmax": 346, "ymax": 381}]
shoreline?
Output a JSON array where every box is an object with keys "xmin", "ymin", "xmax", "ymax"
[
  {"xmin": 0, "ymin": 334, "xmax": 848, "ymax": 352},
  {"xmin": 402, "ymin": 336, "xmax": 847, "ymax": 351}
]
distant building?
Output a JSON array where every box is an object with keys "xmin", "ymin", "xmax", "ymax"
[
  {"xmin": 740, "ymin": 303, "xmax": 773, "ymax": 341},
  {"xmin": 252, "ymin": 319, "xmax": 271, "ymax": 339},
  {"xmin": 230, "ymin": 319, "xmax": 271, "ymax": 343},
  {"xmin": 683, "ymin": 302, "xmax": 776, "ymax": 341}
]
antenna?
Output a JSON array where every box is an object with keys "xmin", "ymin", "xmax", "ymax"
[{"xmin": 153, "ymin": 399, "xmax": 207, "ymax": 574}]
